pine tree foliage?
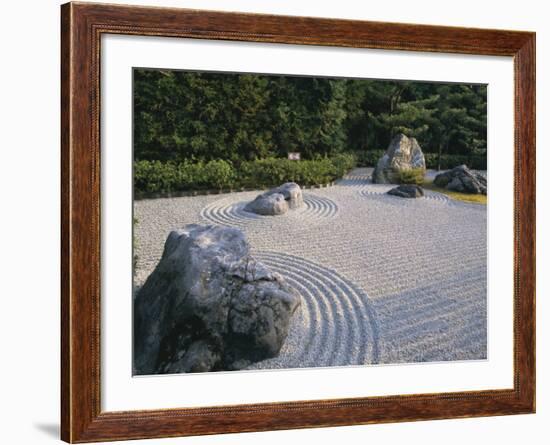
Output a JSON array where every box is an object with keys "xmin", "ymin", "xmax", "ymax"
[{"xmin": 134, "ymin": 69, "xmax": 487, "ymax": 163}]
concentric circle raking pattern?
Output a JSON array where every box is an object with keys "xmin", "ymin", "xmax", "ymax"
[
  {"xmin": 358, "ymin": 186, "xmax": 451, "ymax": 205},
  {"xmin": 200, "ymin": 193, "xmax": 338, "ymax": 227},
  {"xmin": 245, "ymin": 251, "xmax": 379, "ymax": 370},
  {"xmin": 339, "ymin": 168, "xmax": 485, "ymax": 208},
  {"xmin": 335, "ymin": 168, "xmax": 373, "ymax": 187}
]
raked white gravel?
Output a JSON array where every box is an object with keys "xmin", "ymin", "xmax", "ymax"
[{"xmin": 134, "ymin": 168, "xmax": 487, "ymax": 369}]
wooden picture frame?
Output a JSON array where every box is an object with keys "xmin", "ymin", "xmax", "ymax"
[{"xmin": 61, "ymin": 2, "xmax": 535, "ymax": 442}]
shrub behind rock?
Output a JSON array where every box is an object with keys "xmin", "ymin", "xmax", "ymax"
[
  {"xmin": 134, "ymin": 154, "xmax": 356, "ymax": 195},
  {"xmin": 396, "ymin": 168, "xmax": 425, "ymax": 185}
]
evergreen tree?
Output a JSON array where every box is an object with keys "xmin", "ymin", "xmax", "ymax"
[{"xmin": 133, "ymin": 69, "xmax": 487, "ymax": 166}]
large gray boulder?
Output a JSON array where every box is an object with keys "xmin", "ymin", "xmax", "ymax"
[
  {"xmin": 387, "ymin": 184, "xmax": 425, "ymax": 198},
  {"xmin": 372, "ymin": 134, "xmax": 426, "ymax": 184},
  {"xmin": 244, "ymin": 182, "xmax": 303, "ymax": 215},
  {"xmin": 433, "ymin": 165, "xmax": 487, "ymax": 195},
  {"xmin": 134, "ymin": 225, "xmax": 300, "ymax": 374}
]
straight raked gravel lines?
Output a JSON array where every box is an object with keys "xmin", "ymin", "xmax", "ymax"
[{"xmin": 134, "ymin": 168, "xmax": 487, "ymax": 367}]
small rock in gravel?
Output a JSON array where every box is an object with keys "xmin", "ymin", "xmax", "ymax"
[
  {"xmin": 244, "ymin": 192, "xmax": 289, "ymax": 215},
  {"xmin": 244, "ymin": 182, "xmax": 303, "ymax": 215},
  {"xmin": 387, "ymin": 184, "xmax": 425, "ymax": 198},
  {"xmin": 275, "ymin": 182, "xmax": 304, "ymax": 209}
]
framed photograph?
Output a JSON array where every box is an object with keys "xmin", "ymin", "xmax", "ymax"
[{"xmin": 61, "ymin": 2, "xmax": 535, "ymax": 442}]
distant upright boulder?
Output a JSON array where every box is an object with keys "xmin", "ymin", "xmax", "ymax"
[
  {"xmin": 372, "ymin": 134, "xmax": 426, "ymax": 184},
  {"xmin": 433, "ymin": 165, "xmax": 487, "ymax": 195},
  {"xmin": 134, "ymin": 225, "xmax": 300, "ymax": 374},
  {"xmin": 245, "ymin": 182, "xmax": 303, "ymax": 216}
]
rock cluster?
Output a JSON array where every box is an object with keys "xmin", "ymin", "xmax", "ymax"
[
  {"xmin": 244, "ymin": 182, "xmax": 303, "ymax": 216},
  {"xmin": 134, "ymin": 224, "xmax": 300, "ymax": 374},
  {"xmin": 387, "ymin": 184, "xmax": 425, "ymax": 198},
  {"xmin": 433, "ymin": 165, "xmax": 487, "ymax": 195},
  {"xmin": 372, "ymin": 133, "xmax": 426, "ymax": 184}
]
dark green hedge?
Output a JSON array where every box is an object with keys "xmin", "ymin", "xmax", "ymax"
[
  {"xmin": 134, "ymin": 153, "xmax": 356, "ymax": 194},
  {"xmin": 423, "ymin": 153, "xmax": 487, "ymax": 170},
  {"xmin": 354, "ymin": 150, "xmax": 386, "ymax": 167}
]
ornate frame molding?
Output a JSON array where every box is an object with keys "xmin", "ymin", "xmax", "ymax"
[{"xmin": 61, "ymin": 2, "xmax": 535, "ymax": 442}]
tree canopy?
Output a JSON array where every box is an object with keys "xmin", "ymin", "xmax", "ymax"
[{"xmin": 134, "ymin": 69, "xmax": 487, "ymax": 164}]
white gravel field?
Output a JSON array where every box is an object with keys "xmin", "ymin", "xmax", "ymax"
[{"xmin": 134, "ymin": 168, "xmax": 487, "ymax": 369}]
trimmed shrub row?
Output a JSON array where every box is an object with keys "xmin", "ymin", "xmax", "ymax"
[
  {"xmin": 134, "ymin": 153, "xmax": 356, "ymax": 194},
  {"xmin": 354, "ymin": 150, "xmax": 486, "ymax": 170}
]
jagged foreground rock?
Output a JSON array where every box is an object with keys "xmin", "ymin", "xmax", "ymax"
[
  {"xmin": 387, "ymin": 184, "xmax": 425, "ymax": 198},
  {"xmin": 134, "ymin": 224, "xmax": 301, "ymax": 374},
  {"xmin": 372, "ymin": 133, "xmax": 426, "ymax": 184},
  {"xmin": 244, "ymin": 182, "xmax": 303, "ymax": 215},
  {"xmin": 434, "ymin": 165, "xmax": 487, "ymax": 195}
]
